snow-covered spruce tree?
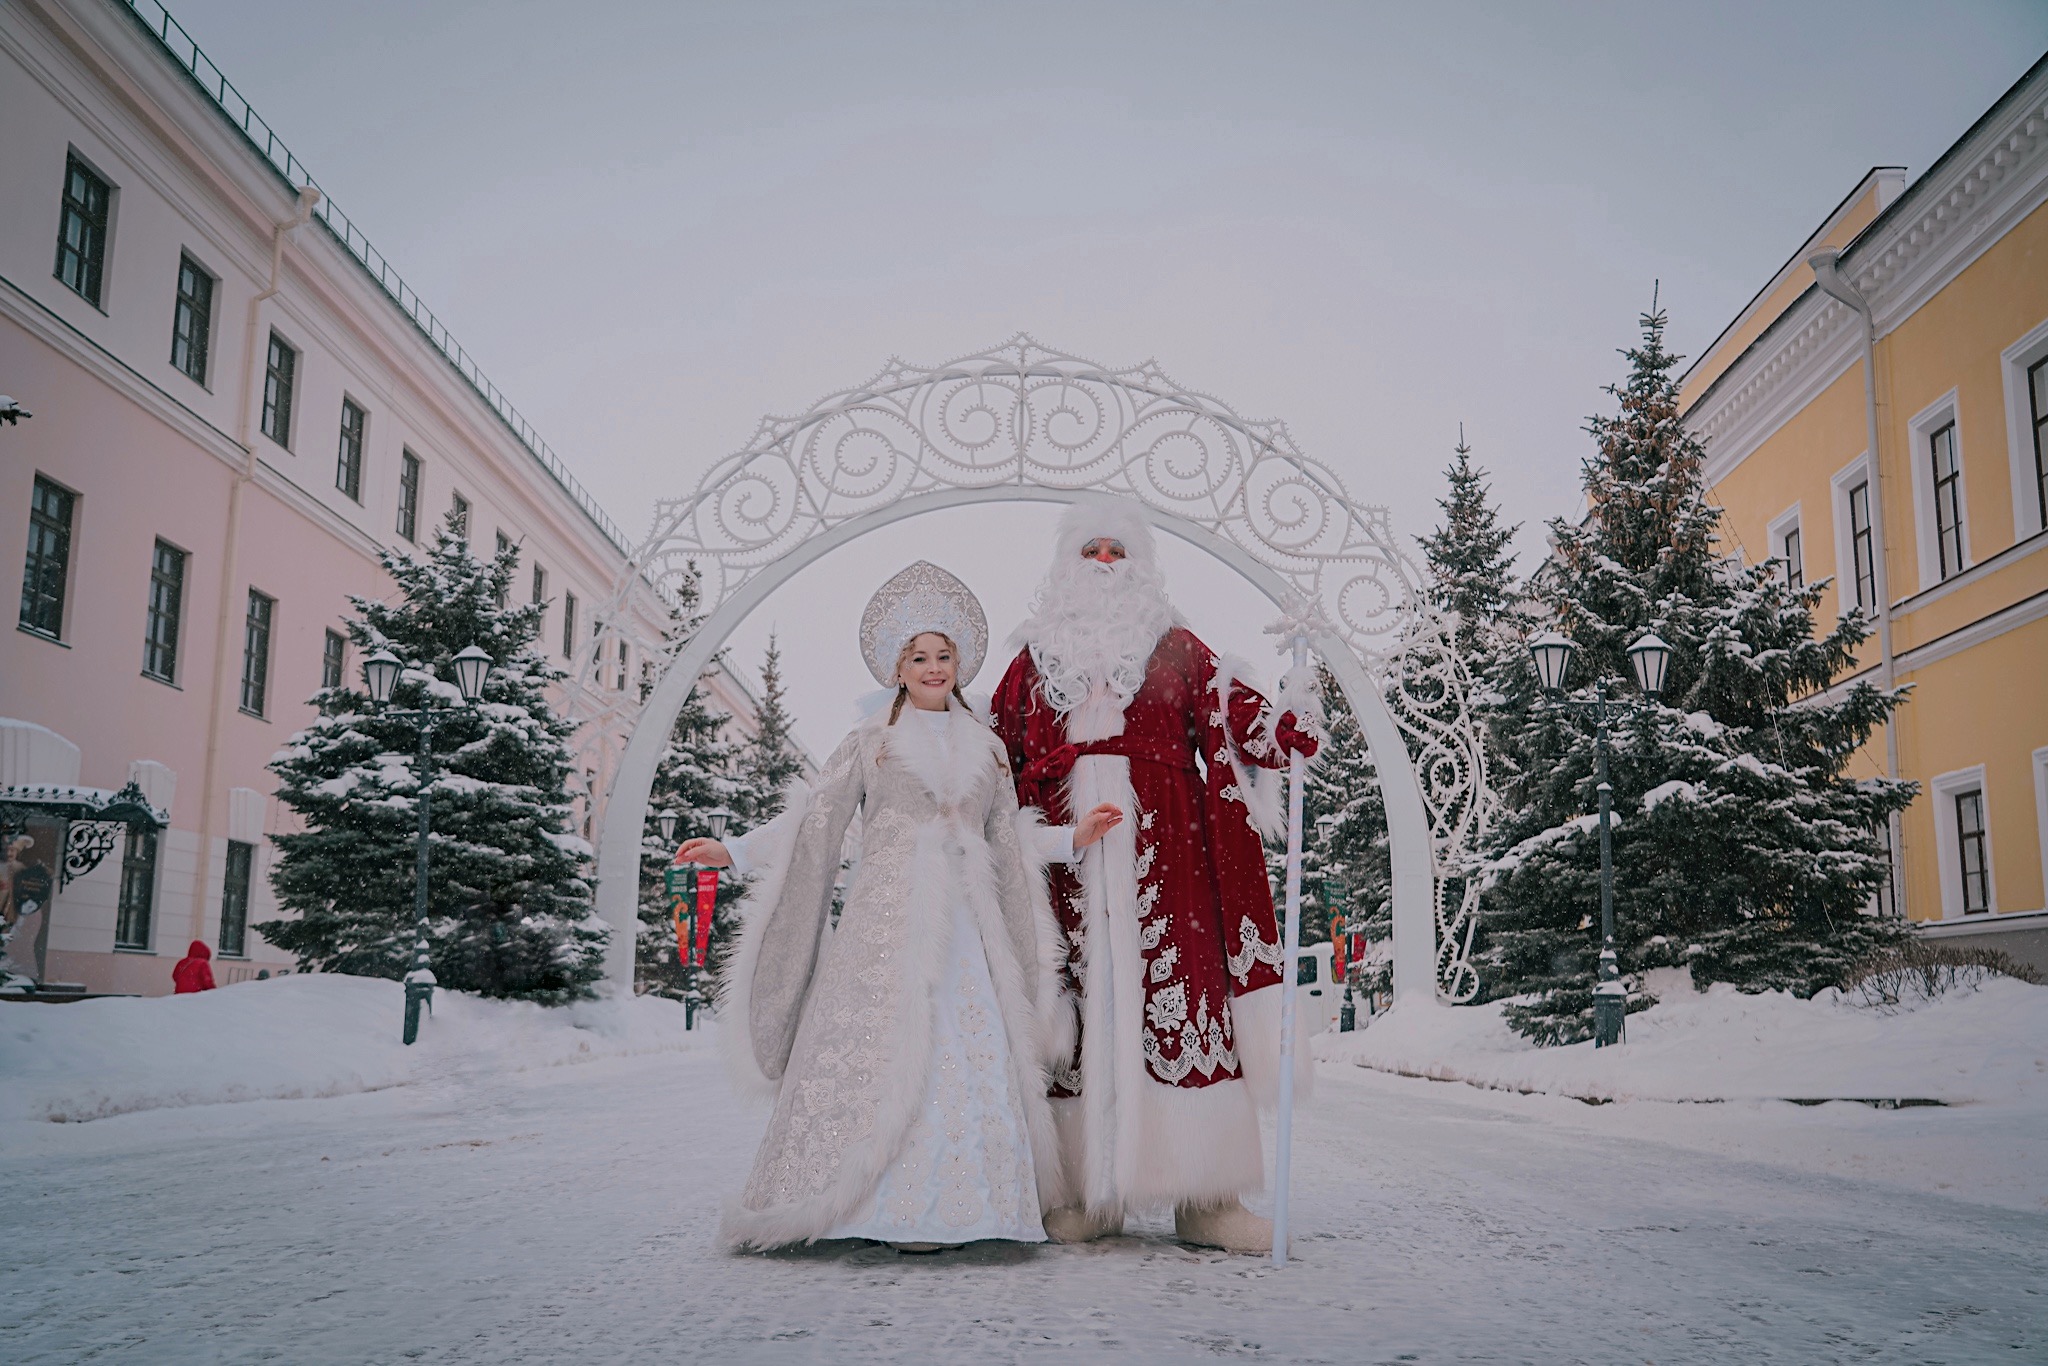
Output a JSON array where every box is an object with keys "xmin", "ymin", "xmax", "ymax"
[
  {"xmin": 1303, "ymin": 664, "xmax": 1390, "ymax": 951},
  {"xmin": 1280, "ymin": 433, "xmax": 1515, "ymax": 966},
  {"xmin": 1473, "ymin": 306, "xmax": 1913, "ymax": 1044},
  {"xmin": 1237, "ymin": 694, "xmax": 1377, "ymax": 1012},
  {"xmin": 736, "ymin": 634, "xmax": 805, "ymax": 828},
  {"xmin": 1409, "ymin": 428, "xmax": 1526, "ymax": 988},
  {"xmin": 1417, "ymin": 427, "xmax": 1521, "ymax": 660},
  {"xmin": 636, "ymin": 566, "xmax": 741, "ymax": 1000},
  {"xmin": 261, "ymin": 513, "xmax": 606, "ymax": 1002}
]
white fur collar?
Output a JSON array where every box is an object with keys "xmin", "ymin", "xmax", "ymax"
[{"xmin": 866, "ymin": 698, "xmax": 1001, "ymax": 807}]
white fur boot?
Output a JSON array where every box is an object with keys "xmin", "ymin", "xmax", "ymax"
[
  {"xmin": 1043, "ymin": 1204, "xmax": 1123, "ymax": 1244},
  {"xmin": 1174, "ymin": 1198, "xmax": 1272, "ymax": 1254}
]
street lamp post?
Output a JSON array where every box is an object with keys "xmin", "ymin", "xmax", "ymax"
[
  {"xmin": 1526, "ymin": 630, "xmax": 1671, "ymax": 1048},
  {"xmin": 1314, "ymin": 813, "xmax": 1355, "ymax": 1032},
  {"xmin": 1330, "ymin": 866, "xmax": 1356, "ymax": 1033},
  {"xmin": 663, "ymin": 807, "xmax": 732, "ymax": 1027},
  {"xmin": 692, "ymin": 807, "xmax": 734, "ymax": 1028},
  {"xmin": 361, "ymin": 644, "xmax": 493, "ymax": 1045}
]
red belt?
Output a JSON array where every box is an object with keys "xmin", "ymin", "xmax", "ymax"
[{"xmin": 1018, "ymin": 735, "xmax": 1197, "ymax": 784}]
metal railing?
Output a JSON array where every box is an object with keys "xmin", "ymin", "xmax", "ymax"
[{"xmin": 113, "ymin": 0, "xmax": 630, "ymax": 554}]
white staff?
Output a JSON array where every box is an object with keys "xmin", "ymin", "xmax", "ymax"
[{"xmin": 1272, "ymin": 630, "xmax": 1311, "ymax": 1268}]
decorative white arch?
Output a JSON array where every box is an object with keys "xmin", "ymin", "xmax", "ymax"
[{"xmin": 592, "ymin": 337, "xmax": 1492, "ymax": 1002}]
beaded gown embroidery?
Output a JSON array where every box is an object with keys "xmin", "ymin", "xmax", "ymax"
[
  {"xmin": 720, "ymin": 701, "xmax": 1062, "ymax": 1248},
  {"xmin": 828, "ymin": 889, "xmax": 1046, "ymax": 1243}
]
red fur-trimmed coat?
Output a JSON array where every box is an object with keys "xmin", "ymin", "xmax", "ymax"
[{"xmin": 992, "ymin": 627, "xmax": 1287, "ymax": 1096}]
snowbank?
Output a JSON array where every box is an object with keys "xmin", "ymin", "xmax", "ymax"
[
  {"xmin": 0, "ymin": 973, "xmax": 701, "ymax": 1124},
  {"xmin": 1313, "ymin": 976, "xmax": 2048, "ymax": 1107}
]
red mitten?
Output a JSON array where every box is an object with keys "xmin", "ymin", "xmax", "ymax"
[
  {"xmin": 1019, "ymin": 743, "xmax": 1081, "ymax": 784},
  {"xmin": 1276, "ymin": 712, "xmax": 1319, "ymax": 758}
]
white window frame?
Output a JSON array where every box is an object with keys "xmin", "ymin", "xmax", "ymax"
[
  {"xmin": 1767, "ymin": 502, "xmax": 1805, "ymax": 591},
  {"xmin": 2033, "ymin": 746, "xmax": 2048, "ymax": 916},
  {"xmin": 260, "ymin": 327, "xmax": 301, "ymax": 451},
  {"xmin": 396, "ymin": 448, "xmax": 422, "ymax": 542},
  {"xmin": 57, "ymin": 145, "xmax": 121, "ymax": 312},
  {"xmin": 169, "ymin": 248, "xmax": 218, "ymax": 389},
  {"xmin": 113, "ymin": 823, "xmax": 160, "ymax": 951},
  {"xmin": 336, "ymin": 393, "xmax": 368, "ymax": 504},
  {"xmin": 1929, "ymin": 764, "xmax": 1996, "ymax": 919},
  {"xmin": 1830, "ymin": 453, "xmax": 1878, "ymax": 616},
  {"xmin": 2000, "ymin": 316, "xmax": 2048, "ymax": 544},
  {"xmin": 1905, "ymin": 389, "xmax": 1968, "ymax": 591}
]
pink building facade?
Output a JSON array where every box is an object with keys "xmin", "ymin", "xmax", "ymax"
[{"xmin": 0, "ymin": 0, "xmax": 697, "ymax": 995}]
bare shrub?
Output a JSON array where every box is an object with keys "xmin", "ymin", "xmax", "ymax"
[{"xmin": 1841, "ymin": 940, "xmax": 2044, "ymax": 1013}]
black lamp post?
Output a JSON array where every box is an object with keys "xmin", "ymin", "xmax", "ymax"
[
  {"xmin": 662, "ymin": 806, "xmax": 732, "ymax": 1027},
  {"xmin": 361, "ymin": 644, "xmax": 493, "ymax": 1045},
  {"xmin": 1313, "ymin": 813, "xmax": 1355, "ymax": 1032},
  {"xmin": 1526, "ymin": 629, "xmax": 1672, "ymax": 1048},
  {"xmin": 694, "ymin": 808, "xmax": 735, "ymax": 1025}
]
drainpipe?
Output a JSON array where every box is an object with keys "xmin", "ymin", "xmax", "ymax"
[
  {"xmin": 1807, "ymin": 246, "xmax": 1906, "ymax": 917},
  {"xmin": 191, "ymin": 185, "xmax": 321, "ymax": 939}
]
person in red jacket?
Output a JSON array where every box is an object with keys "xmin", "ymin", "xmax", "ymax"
[{"xmin": 171, "ymin": 939, "xmax": 215, "ymax": 993}]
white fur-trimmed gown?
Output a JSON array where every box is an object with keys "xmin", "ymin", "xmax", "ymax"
[{"xmin": 719, "ymin": 700, "xmax": 1073, "ymax": 1249}]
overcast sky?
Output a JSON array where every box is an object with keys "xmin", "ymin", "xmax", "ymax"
[{"xmin": 165, "ymin": 0, "xmax": 2048, "ymax": 757}]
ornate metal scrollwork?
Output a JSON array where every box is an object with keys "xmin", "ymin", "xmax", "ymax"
[
  {"xmin": 62, "ymin": 821, "xmax": 120, "ymax": 887},
  {"xmin": 595, "ymin": 336, "xmax": 1495, "ymax": 999},
  {"xmin": 1381, "ymin": 622, "xmax": 1495, "ymax": 1002}
]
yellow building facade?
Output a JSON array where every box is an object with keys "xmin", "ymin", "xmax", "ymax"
[
  {"xmin": 1681, "ymin": 55, "xmax": 2048, "ymax": 971},
  {"xmin": 1679, "ymin": 53, "xmax": 2048, "ymax": 970}
]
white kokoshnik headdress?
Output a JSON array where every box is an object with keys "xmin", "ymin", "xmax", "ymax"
[{"xmin": 859, "ymin": 560, "xmax": 989, "ymax": 687}]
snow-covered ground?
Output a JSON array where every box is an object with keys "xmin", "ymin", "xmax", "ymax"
[
  {"xmin": 3, "ymin": 976, "xmax": 2044, "ymax": 1362},
  {"xmin": 0, "ymin": 973, "xmax": 695, "ymax": 1124},
  {"xmin": 1317, "ymin": 973, "xmax": 2048, "ymax": 1107},
  {"xmin": 1316, "ymin": 974, "xmax": 2048, "ymax": 1216}
]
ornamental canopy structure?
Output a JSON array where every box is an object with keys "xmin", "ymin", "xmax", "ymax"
[
  {"xmin": 0, "ymin": 780, "xmax": 168, "ymax": 887},
  {"xmin": 591, "ymin": 338, "xmax": 1495, "ymax": 1002},
  {"xmin": 1, "ymin": 776, "xmax": 169, "ymax": 989}
]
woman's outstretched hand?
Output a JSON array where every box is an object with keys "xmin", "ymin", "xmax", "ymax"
[
  {"xmin": 1071, "ymin": 803, "xmax": 1124, "ymax": 850},
  {"xmin": 674, "ymin": 837, "xmax": 731, "ymax": 868}
]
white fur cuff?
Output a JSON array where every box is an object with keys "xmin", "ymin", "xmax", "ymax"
[{"xmin": 1232, "ymin": 984, "xmax": 1315, "ymax": 1110}]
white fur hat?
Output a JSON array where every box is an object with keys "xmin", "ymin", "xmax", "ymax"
[
  {"xmin": 1053, "ymin": 497, "xmax": 1160, "ymax": 566},
  {"xmin": 859, "ymin": 560, "xmax": 989, "ymax": 687}
]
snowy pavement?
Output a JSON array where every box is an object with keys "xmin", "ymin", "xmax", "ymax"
[{"xmin": 4, "ymin": 1023, "xmax": 2043, "ymax": 1363}]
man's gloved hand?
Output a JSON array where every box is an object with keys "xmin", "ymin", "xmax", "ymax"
[{"xmin": 1275, "ymin": 712, "xmax": 1319, "ymax": 759}]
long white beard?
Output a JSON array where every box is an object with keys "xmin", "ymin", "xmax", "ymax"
[{"xmin": 1016, "ymin": 556, "xmax": 1176, "ymax": 714}]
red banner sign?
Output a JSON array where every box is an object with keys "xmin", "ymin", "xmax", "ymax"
[
  {"xmin": 693, "ymin": 868, "xmax": 719, "ymax": 968},
  {"xmin": 671, "ymin": 904, "xmax": 692, "ymax": 965}
]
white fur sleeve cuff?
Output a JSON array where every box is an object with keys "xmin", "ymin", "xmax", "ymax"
[
  {"xmin": 1032, "ymin": 824, "xmax": 1079, "ymax": 865},
  {"xmin": 1232, "ymin": 984, "xmax": 1316, "ymax": 1110}
]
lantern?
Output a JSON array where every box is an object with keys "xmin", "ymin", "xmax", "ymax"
[
  {"xmin": 362, "ymin": 649, "xmax": 403, "ymax": 704},
  {"xmin": 450, "ymin": 644, "xmax": 493, "ymax": 703},
  {"xmin": 1527, "ymin": 631, "xmax": 1577, "ymax": 693},
  {"xmin": 1628, "ymin": 632, "xmax": 1673, "ymax": 697}
]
